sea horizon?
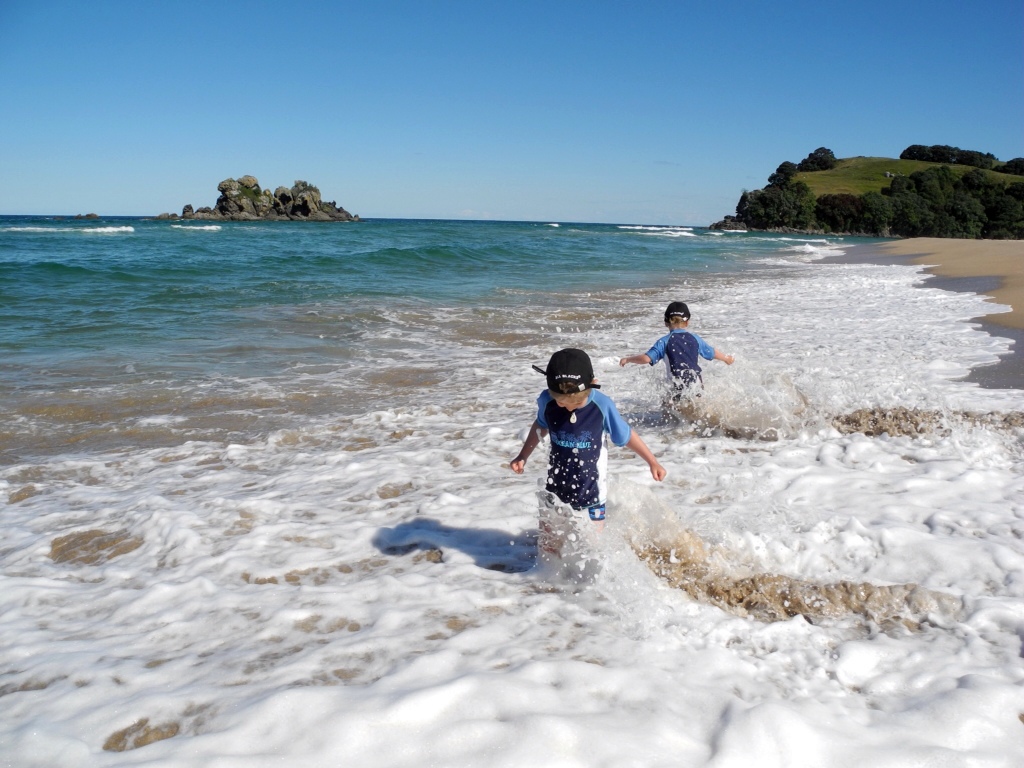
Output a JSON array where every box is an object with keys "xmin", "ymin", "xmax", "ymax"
[{"xmin": 0, "ymin": 212, "xmax": 722, "ymax": 228}]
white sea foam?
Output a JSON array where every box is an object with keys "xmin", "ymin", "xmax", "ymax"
[
  {"xmin": 2, "ymin": 244, "xmax": 1024, "ymax": 765},
  {"xmin": 619, "ymin": 225, "xmax": 698, "ymax": 238},
  {"xmin": 619, "ymin": 224, "xmax": 694, "ymax": 232},
  {"xmin": 650, "ymin": 229, "xmax": 698, "ymax": 237},
  {"xmin": 170, "ymin": 224, "xmax": 222, "ymax": 231},
  {"xmin": 781, "ymin": 241, "xmax": 849, "ymax": 259},
  {"xmin": 2, "ymin": 225, "xmax": 133, "ymax": 234}
]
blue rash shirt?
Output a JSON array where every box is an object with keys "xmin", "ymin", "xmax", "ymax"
[
  {"xmin": 646, "ymin": 329, "xmax": 716, "ymax": 385},
  {"xmin": 535, "ymin": 389, "xmax": 632, "ymax": 509}
]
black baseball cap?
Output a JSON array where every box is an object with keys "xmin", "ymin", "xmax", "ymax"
[
  {"xmin": 664, "ymin": 301, "xmax": 690, "ymax": 322},
  {"xmin": 532, "ymin": 348, "xmax": 601, "ymax": 393}
]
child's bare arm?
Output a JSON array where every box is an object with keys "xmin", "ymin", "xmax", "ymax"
[
  {"xmin": 625, "ymin": 431, "xmax": 667, "ymax": 481},
  {"xmin": 510, "ymin": 421, "xmax": 546, "ymax": 474},
  {"xmin": 714, "ymin": 349, "xmax": 735, "ymax": 365},
  {"xmin": 619, "ymin": 353, "xmax": 652, "ymax": 367}
]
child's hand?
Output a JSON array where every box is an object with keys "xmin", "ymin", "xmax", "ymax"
[
  {"xmin": 722, "ymin": 354, "xmax": 735, "ymax": 365},
  {"xmin": 510, "ymin": 457, "xmax": 526, "ymax": 474},
  {"xmin": 618, "ymin": 357, "xmax": 629, "ymax": 367},
  {"xmin": 650, "ymin": 461, "xmax": 667, "ymax": 482}
]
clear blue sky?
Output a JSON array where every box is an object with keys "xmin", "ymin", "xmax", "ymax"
[{"xmin": 2, "ymin": 0, "xmax": 1021, "ymax": 225}]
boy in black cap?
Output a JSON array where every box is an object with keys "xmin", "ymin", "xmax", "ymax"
[
  {"xmin": 619, "ymin": 301, "xmax": 734, "ymax": 390},
  {"xmin": 510, "ymin": 348, "xmax": 666, "ymax": 575}
]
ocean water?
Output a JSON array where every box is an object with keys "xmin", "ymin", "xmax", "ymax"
[{"xmin": 2, "ymin": 216, "xmax": 1023, "ymax": 766}]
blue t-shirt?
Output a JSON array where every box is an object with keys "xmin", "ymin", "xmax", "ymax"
[
  {"xmin": 646, "ymin": 329, "xmax": 715, "ymax": 384},
  {"xmin": 535, "ymin": 389, "xmax": 632, "ymax": 509}
]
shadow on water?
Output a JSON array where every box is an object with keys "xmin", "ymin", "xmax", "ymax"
[{"xmin": 372, "ymin": 517, "xmax": 537, "ymax": 573}]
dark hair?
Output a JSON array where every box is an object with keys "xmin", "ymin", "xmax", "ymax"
[{"xmin": 554, "ymin": 381, "xmax": 587, "ymax": 395}]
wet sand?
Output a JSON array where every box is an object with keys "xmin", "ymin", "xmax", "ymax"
[{"xmin": 837, "ymin": 238, "xmax": 1024, "ymax": 390}]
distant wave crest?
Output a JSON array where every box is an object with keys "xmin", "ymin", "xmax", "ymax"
[
  {"xmin": 2, "ymin": 225, "xmax": 135, "ymax": 234},
  {"xmin": 784, "ymin": 241, "xmax": 846, "ymax": 259},
  {"xmin": 619, "ymin": 225, "xmax": 696, "ymax": 237},
  {"xmin": 619, "ymin": 225, "xmax": 693, "ymax": 231}
]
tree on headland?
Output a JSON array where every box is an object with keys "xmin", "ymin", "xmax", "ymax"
[
  {"xmin": 767, "ymin": 161, "xmax": 799, "ymax": 188},
  {"xmin": 797, "ymin": 147, "xmax": 837, "ymax": 172},
  {"xmin": 996, "ymin": 158, "xmax": 1024, "ymax": 176},
  {"xmin": 815, "ymin": 193, "xmax": 863, "ymax": 233},
  {"xmin": 858, "ymin": 191, "xmax": 894, "ymax": 234},
  {"xmin": 889, "ymin": 191, "xmax": 934, "ymax": 237},
  {"xmin": 737, "ymin": 180, "xmax": 816, "ymax": 231},
  {"xmin": 985, "ymin": 194, "xmax": 1024, "ymax": 240}
]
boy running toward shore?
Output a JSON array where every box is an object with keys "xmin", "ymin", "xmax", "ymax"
[
  {"xmin": 510, "ymin": 348, "xmax": 666, "ymax": 579},
  {"xmin": 619, "ymin": 301, "xmax": 734, "ymax": 392}
]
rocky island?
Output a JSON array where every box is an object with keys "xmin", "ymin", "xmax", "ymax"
[{"xmin": 158, "ymin": 176, "xmax": 359, "ymax": 222}]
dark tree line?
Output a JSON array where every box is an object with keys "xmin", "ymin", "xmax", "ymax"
[
  {"xmin": 900, "ymin": 144, "xmax": 999, "ymax": 170},
  {"xmin": 899, "ymin": 145, "xmax": 1024, "ymax": 176},
  {"xmin": 734, "ymin": 147, "xmax": 1024, "ymax": 239}
]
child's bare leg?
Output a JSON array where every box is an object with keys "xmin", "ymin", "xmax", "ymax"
[{"xmin": 537, "ymin": 491, "xmax": 570, "ymax": 562}]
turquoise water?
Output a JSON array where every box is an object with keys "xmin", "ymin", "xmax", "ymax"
[
  {"xmin": 0, "ymin": 217, "xmax": 788, "ymax": 366},
  {"xmin": 0, "ymin": 216, "xmax": 864, "ymax": 460}
]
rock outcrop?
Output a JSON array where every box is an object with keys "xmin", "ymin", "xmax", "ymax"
[
  {"xmin": 708, "ymin": 215, "xmax": 747, "ymax": 231},
  {"xmin": 173, "ymin": 177, "xmax": 359, "ymax": 222}
]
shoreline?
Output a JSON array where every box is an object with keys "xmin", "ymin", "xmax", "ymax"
[{"xmin": 833, "ymin": 237, "xmax": 1024, "ymax": 391}]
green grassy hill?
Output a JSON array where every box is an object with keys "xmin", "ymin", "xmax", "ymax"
[{"xmin": 794, "ymin": 156, "xmax": 1023, "ymax": 196}]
